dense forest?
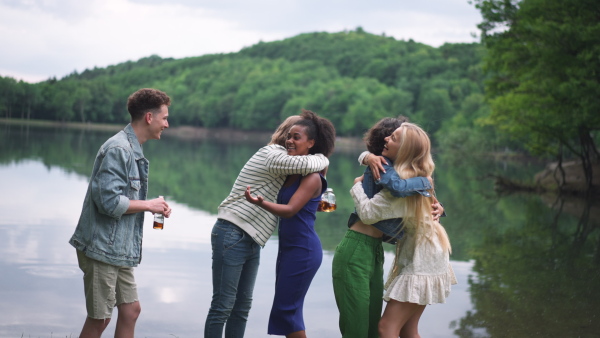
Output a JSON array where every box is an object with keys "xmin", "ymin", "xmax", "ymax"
[
  {"xmin": 473, "ymin": 0, "xmax": 600, "ymax": 194},
  {"xmin": 1, "ymin": 0, "xmax": 599, "ymax": 192},
  {"xmin": 0, "ymin": 28, "xmax": 495, "ymax": 145}
]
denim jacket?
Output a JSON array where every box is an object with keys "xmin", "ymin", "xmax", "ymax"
[
  {"xmin": 69, "ymin": 124, "xmax": 149, "ymax": 267},
  {"xmin": 347, "ymin": 156, "xmax": 431, "ymax": 243}
]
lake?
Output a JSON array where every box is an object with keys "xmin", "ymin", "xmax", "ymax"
[{"xmin": 0, "ymin": 122, "xmax": 598, "ymax": 337}]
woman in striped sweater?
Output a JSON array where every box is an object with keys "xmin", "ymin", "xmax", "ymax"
[
  {"xmin": 205, "ymin": 113, "xmax": 330, "ymax": 338},
  {"xmin": 244, "ymin": 110, "xmax": 336, "ymax": 338}
]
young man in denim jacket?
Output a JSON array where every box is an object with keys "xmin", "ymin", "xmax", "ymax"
[{"xmin": 69, "ymin": 88, "xmax": 173, "ymax": 338}]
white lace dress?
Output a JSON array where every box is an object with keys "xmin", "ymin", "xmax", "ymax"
[{"xmin": 350, "ymin": 182, "xmax": 457, "ymax": 305}]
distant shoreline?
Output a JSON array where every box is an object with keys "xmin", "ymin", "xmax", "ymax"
[
  {"xmin": 0, "ymin": 118, "xmax": 364, "ymax": 152},
  {"xmin": 0, "ymin": 118, "xmax": 124, "ymax": 132},
  {"xmin": 4, "ymin": 118, "xmax": 597, "ymax": 196}
]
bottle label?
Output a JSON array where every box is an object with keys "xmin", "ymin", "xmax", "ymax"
[{"xmin": 153, "ymin": 214, "xmax": 164, "ymax": 229}]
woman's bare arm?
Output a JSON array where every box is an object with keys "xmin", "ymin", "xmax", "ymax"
[{"xmin": 245, "ymin": 173, "xmax": 322, "ymax": 218}]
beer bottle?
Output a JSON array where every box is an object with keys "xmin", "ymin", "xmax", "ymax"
[
  {"xmin": 317, "ymin": 188, "xmax": 336, "ymax": 212},
  {"xmin": 153, "ymin": 196, "xmax": 165, "ymax": 229}
]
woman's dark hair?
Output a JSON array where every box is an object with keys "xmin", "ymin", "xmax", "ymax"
[
  {"xmin": 292, "ymin": 109, "xmax": 336, "ymax": 157},
  {"xmin": 363, "ymin": 116, "xmax": 409, "ymax": 155}
]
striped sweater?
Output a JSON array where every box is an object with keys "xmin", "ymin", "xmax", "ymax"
[{"xmin": 217, "ymin": 144, "xmax": 329, "ymax": 246}]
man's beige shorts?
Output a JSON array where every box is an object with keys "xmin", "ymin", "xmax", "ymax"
[{"xmin": 76, "ymin": 250, "xmax": 139, "ymax": 319}]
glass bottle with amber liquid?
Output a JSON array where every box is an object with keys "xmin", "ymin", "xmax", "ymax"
[
  {"xmin": 153, "ymin": 195, "xmax": 165, "ymax": 230},
  {"xmin": 317, "ymin": 188, "xmax": 336, "ymax": 212}
]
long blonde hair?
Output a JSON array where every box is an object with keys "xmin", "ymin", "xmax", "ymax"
[
  {"xmin": 386, "ymin": 123, "xmax": 451, "ymax": 285},
  {"xmin": 385, "ymin": 122, "xmax": 452, "ymax": 288}
]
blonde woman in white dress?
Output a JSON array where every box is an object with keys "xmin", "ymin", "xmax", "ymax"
[{"xmin": 350, "ymin": 122, "xmax": 456, "ymax": 338}]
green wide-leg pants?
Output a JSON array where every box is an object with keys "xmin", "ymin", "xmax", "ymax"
[{"xmin": 332, "ymin": 229, "xmax": 384, "ymax": 338}]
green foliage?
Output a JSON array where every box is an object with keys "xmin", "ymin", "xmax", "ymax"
[
  {"xmin": 0, "ymin": 29, "xmax": 487, "ymax": 141},
  {"xmin": 473, "ymin": 0, "xmax": 600, "ymax": 187},
  {"xmin": 280, "ymin": 77, "xmax": 414, "ymax": 136}
]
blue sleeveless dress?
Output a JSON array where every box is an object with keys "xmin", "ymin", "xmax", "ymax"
[{"xmin": 267, "ymin": 174, "xmax": 327, "ymax": 335}]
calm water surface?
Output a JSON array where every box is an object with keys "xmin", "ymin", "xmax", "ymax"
[{"xmin": 0, "ymin": 124, "xmax": 598, "ymax": 337}]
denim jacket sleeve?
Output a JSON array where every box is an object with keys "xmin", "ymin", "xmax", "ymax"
[
  {"xmin": 91, "ymin": 146, "xmax": 131, "ymax": 218},
  {"xmin": 377, "ymin": 159, "xmax": 432, "ymax": 197}
]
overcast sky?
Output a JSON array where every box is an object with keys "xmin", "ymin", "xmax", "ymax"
[{"xmin": 0, "ymin": 0, "xmax": 482, "ymax": 83}]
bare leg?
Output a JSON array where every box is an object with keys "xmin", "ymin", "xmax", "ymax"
[
  {"xmin": 378, "ymin": 300, "xmax": 426, "ymax": 338},
  {"xmin": 400, "ymin": 305, "xmax": 426, "ymax": 338},
  {"xmin": 287, "ymin": 330, "xmax": 307, "ymax": 338},
  {"xmin": 79, "ymin": 317, "xmax": 111, "ymax": 338},
  {"xmin": 114, "ymin": 301, "xmax": 141, "ymax": 338}
]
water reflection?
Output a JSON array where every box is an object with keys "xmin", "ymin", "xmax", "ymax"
[
  {"xmin": 1, "ymin": 123, "xmax": 598, "ymax": 337},
  {"xmin": 0, "ymin": 155, "xmax": 475, "ymax": 337},
  {"xmin": 455, "ymin": 194, "xmax": 600, "ymax": 337}
]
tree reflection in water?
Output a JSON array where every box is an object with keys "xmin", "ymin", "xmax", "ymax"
[
  {"xmin": 456, "ymin": 193, "xmax": 600, "ymax": 337},
  {"xmin": 1, "ymin": 122, "xmax": 598, "ymax": 337}
]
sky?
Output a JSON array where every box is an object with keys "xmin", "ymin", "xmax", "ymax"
[{"xmin": 0, "ymin": 0, "xmax": 482, "ymax": 83}]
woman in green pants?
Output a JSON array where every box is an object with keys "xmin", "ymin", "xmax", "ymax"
[{"xmin": 332, "ymin": 117, "xmax": 444, "ymax": 338}]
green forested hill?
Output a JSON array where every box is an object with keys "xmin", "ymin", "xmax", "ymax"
[
  {"xmin": 3, "ymin": 4, "xmax": 597, "ymax": 191},
  {"xmin": 0, "ymin": 29, "xmax": 487, "ymax": 141}
]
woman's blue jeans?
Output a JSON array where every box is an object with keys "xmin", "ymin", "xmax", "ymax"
[{"xmin": 204, "ymin": 219, "xmax": 261, "ymax": 338}]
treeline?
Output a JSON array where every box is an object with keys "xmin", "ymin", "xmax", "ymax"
[
  {"xmin": 0, "ymin": 28, "xmax": 491, "ymax": 142},
  {"xmin": 473, "ymin": 0, "xmax": 600, "ymax": 193}
]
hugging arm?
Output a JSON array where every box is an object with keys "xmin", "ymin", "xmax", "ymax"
[
  {"xmin": 361, "ymin": 151, "xmax": 432, "ymax": 197},
  {"xmin": 378, "ymin": 166, "xmax": 446, "ymax": 219},
  {"xmin": 350, "ymin": 182, "xmax": 402, "ymax": 225},
  {"xmin": 245, "ymin": 173, "xmax": 322, "ymax": 218},
  {"xmin": 265, "ymin": 146, "xmax": 329, "ymax": 176},
  {"xmin": 360, "ymin": 151, "xmax": 446, "ymax": 219}
]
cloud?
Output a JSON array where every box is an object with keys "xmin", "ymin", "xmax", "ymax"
[
  {"xmin": 1, "ymin": 0, "xmax": 94, "ymax": 22},
  {"xmin": 1, "ymin": 0, "xmax": 271, "ymax": 81},
  {"xmin": 0, "ymin": 0, "xmax": 481, "ymax": 82}
]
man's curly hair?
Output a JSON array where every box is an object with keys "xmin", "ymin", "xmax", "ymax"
[{"xmin": 127, "ymin": 88, "xmax": 171, "ymax": 121}]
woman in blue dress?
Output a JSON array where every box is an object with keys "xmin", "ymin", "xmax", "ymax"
[{"xmin": 245, "ymin": 109, "xmax": 336, "ymax": 338}]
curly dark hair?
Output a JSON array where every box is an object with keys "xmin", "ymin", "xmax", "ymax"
[
  {"xmin": 127, "ymin": 88, "xmax": 171, "ymax": 121},
  {"xmin": 363, "ymin": 115, "xmax": 409, "ymax": 155},
  {"xmin": 292, "ymin": 109, "xmax": 336, "ymax": 157}
]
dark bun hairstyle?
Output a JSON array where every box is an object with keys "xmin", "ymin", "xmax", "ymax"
[{"xmin": 293, "ymin": 109, "xmax": 336, "ymax": 157}]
